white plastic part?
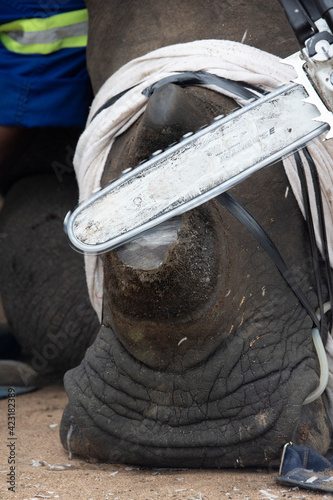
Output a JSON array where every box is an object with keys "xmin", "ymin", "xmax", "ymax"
[
  {"xmin": 116, "ymin": 217, "xmax": 181, "ymax": 270},
  {"xmin": 303, "ymin": 302, "xmax": 331, "ymax": 405}
]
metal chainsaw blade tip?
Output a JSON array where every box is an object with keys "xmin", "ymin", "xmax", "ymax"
[
  {"xmin": 284, "ymin": 51, "xmax": 333, "ymax": 141},
  {"xmin": 65, "ymin": 82, "xmax": 328, "ymax": 254}
]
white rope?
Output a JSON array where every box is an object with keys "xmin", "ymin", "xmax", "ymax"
[{"xmin": 73, "ymin": 40, "xmax": 333, "ymax": 329}]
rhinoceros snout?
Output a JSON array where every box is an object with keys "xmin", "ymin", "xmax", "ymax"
[{"xmin": 103, "ymin": 201, "xmax": 229, "ymax": 372}]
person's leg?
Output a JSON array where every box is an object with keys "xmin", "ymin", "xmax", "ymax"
[{"xmin": 0, "ymin": 126, "xmax": 32, "ymax": 187}]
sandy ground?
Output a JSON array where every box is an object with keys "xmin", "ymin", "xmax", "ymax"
[{"xmin": 0, "ymin": 384, "xmax": 330, "ymax": 500}]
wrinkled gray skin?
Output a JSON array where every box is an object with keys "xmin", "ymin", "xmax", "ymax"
[
  {"xmin": 0, "ymin": 128, "xmax": 100, "ymax": 378},
  {"xmin": 1, "ymin": 0, "xmax": 333, "ymax": 468}
]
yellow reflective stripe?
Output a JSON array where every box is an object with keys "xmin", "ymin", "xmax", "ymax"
[
  {"xmin": 0, "ymin": 9, "xmax": 88, "ymax": 33},
  {"xmin": 0, "ymin": 9, "xmax": 88, "ymax": 54},
  {"xmin": 0, "ymin": 33, "xmax": 87, "ymax": 54}
]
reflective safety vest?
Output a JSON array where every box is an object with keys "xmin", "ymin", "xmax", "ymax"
[{"xmin": 0, "ymin": 9, "xmax": 88, "ymax": 55}]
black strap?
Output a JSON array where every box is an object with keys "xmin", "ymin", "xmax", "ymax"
[
  {"xmin": 91, "ymin": 71, "xmax": 264, "ymax": 121},
  {"xmin": 294, "ymin": 150, "xmax": 326, "ymax": 338},
  {"xmin": 278, "ymin": 0, "xmax": 333, "ymax": 46},
  {"xmin": 142, "ymin": 71, "xmax": 265, "ymax": 101},
  {"xmin": 277, "ymin": 0, "xmax": 317, "ymax": 46},
  {"xmin": 91, "ymin": 87, "xmax": 137, "ymax": 121},
  {"xmin": 217, "ymin": 144, "xmax": 333, "ymax": 338},
  {"xmin": 303, "ymin": 147, "xmax": 333, "ymax": 330},
  {"xmin": 216, "ymin": 191, "xmax": 321, "ymax": 330},
  {"xmin": 312, "ymin": 0, "xmax": 333, "ymax": 32}
]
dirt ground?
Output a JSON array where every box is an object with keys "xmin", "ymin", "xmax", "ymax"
[{"xmin": 0, "ymin": 385, "xmax": 330, "ymax": 500}]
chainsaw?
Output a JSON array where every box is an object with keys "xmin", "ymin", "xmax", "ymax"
[{"xmin": 64, "ymin": 0, "xmax": 333, "ymax": 255}]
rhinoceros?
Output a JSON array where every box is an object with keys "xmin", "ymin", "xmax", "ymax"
[{"xmin": 1, "ymin": 0, "xmax": 333, "ymax": 469}]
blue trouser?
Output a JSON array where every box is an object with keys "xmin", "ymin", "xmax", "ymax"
[{"xmin": 0, "ymin": 1, "xmax": 92, "ymax": 127}]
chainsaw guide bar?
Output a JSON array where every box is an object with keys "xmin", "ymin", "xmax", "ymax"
[{"xmin": 65, "ymin": 82, "xmax": 328, "ymax": 254}]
